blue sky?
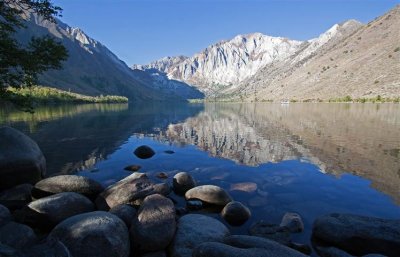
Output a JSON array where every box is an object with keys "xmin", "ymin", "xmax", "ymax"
[{"xmin": 53, "ymin": 0, "xmax": 398, "ymax": 65}]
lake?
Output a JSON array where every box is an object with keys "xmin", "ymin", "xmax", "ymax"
[{"xmin": 1, "ymin": 102, "xmax": 399, "ymax": 252}]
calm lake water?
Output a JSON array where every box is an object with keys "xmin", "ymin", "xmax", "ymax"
[{"xmin": 1, "ymin": 102, "xmax": 400, "ymax": 251}]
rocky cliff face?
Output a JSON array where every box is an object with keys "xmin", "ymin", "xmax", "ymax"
[{"xmin": 16, "ymin": 11, "xmax": 202, "ymax": 101}]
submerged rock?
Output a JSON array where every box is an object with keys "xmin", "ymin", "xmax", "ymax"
[
  {"xmin": 49, "ymin": 211, "xmax": 129, "ymax": 257},
  {"xmin": 96, "ymin": 173, "xmax": 170, "ymax": 210},
  {"xmin": 124, "ymin": 164, "xmax": 142, "ymax": 172},
  {"xmin": 0, "ymin": 184, "xmax": 33, "ymax": 210},
  {"xmin": 0, "ymin": 126, "xmax": 46, "ymax": 190},
  {"xmin": 173, "ymin": 172, "xmax": 196, "ymax": 194},
  {"xmin": 186, "ymin": 200, "xmax": 203, "ymax": 210},
  {"xmin": 15, "ymin": 192, "xmax": 95, "ymax": 230},
  {"xmin": 32, "ymin": 175, "xmax": 104, "ymax": 200},
  {"xmin": 131, "ymin": 194, "xmax": 176, "ymax": 252},
  {"xmin": 185, "ymin": 185, "xmax": 232, "ymax": 206},
  {"xmin": 156, "ymin": 172, "xmax": 168, "ymax": 179},
  {"xmin": 221, "ymin": 201, "xmax": 251, "ymax": 226},
  {"xmin": 169, "ymin": 214, "xmax": 230, "ymax": 257},
  {"xmin": 312, "ymin": 213, "xmax": 400, "ymax": 256},
  {"xmin": 192, "ymin": 242, "xmax": 273, "ymax": 257},
  {"xmin": 134, "ymin": 145, "xmax": 155, "ymax": 159},
  {"xmin": 280, "ymin": 212, "xmax": 304, "ymax": 233},
  {"xmin": 109, "ymin": 204, "xmax": 137, "ymax": 228}
]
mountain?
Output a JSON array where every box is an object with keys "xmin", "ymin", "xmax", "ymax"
[
  {"xmin": 135, "ymin": 5, "xmax": 399, "ymax": 101},
  {"xmin": 16, "ymin": 11, "xmax": 202, "ymax": 101},
  {"xmin": 133, "ymin": 33, "xmax": 303, "ymax": 95}
]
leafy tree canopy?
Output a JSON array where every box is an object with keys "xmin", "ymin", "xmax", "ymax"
[{"xmin": 0, "ymin": 0, "xmax": 68, "ymax": 90}]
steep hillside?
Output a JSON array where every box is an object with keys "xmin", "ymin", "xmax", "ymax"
[{"xmin": 16, "ymin": 11, "xmax": 202, "ymax": 101}]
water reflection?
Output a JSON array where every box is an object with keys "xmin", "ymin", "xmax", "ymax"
[
  {"xmin": 0, "ymin": 103, "xmax": 203, "ymax": 175},
  {"xmin": 163, "ymin": 103, "xmax": 400, "ymax": 203}
]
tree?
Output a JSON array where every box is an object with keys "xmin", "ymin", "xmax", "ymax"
[{"xmin": 0, "ymin": 0, "xmax": 68, "ymax": 90}]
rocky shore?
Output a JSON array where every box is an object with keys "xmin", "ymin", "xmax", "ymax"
[{"xmin": 0, "ymin": 126, "xmax": 399, "ymax": 257}]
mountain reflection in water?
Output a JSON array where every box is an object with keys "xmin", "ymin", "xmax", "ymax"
[{"xmin": 162, "ymin": 103, "xmax": 400, "ymax": 203}]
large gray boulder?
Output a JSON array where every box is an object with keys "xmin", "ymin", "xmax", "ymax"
[
  {"xmin": 15, "ymin": 192, "xmax": 95, "ymax": 230},
  {"xmin": 0, "ymin": 204, "xmax": 11, "ymax": 227},
  {"xmin": 49, "ymin": 211, "xmax": 129, "ymax": 257},
  {"xmin": 0, "ymin": 127, "xmax": 46, "ymax": 190},
  {"xmin": 0, "ymin": 221, "xmax": 37, "ymax": 249},
  {"xmin": 173, "ymin": 172, "xmax": 196, "ymax": 194},
  {"xmin": 96, "ymin": 173, "xmax": 170, "ymax": 210},
  {"xmin": 131, "ymin": 194, "xmax": 176, "ymax": 252},
  {"xmin": 32, "ymin": 175, "xmax": 104, "ymax": 200},
  {"xmin": 224, "ymin": 235, "xmax": 307, "ymax": 257},
  {"xmin": 169, "ymin": 214, "xmax": 230, "ymax": 257},
  {"xmin": 312, "ymin": 213, "xmax": 400, "ymax": 256},
  {"xmin": 185, "ymin": 185, "xmax": 232, "ymax": 206}
]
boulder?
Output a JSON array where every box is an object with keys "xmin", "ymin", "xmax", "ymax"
[
  {"xmin": 186, "ymin": 200, "xmax": 203, "ymax": 210},
  {"xmin": 185, "ymin": 185, "xmax": 232, "ymax": 206},
  {"xmin": 0, "ymin": 126, "xmax": 46, "ymax": 190},
  {"xmin": 223, "ymin": 235, "xmax": 307, "ymax": 257},
  {"xmin": 192, "ymin": 242, "xmax": 272, "ymax": 257},
  {"xmin": 49, "ymin": 211, "xmax": 129, "ymax": 257},
  {"xmin": 221, "ymin": 201, "xmax": 251, "ymax": 226},
  {"xmin": 312, "ymin": 213, "xmax": 400, "ymax": 256},
  {"xmin": 173, "ymin": 172, "xmax": 196, "ymax": 194},
  {"xmin": 96, "ymin": 173, "xmax": 170, "ymax": 210},
  {"xmin": 249, "ymin": 221, "xmax": 291, "ymax": 245},
  {"xmin": 280, "ymin": 212, "xmax": 304, "ymax": 233},
  {"xmin": 131, "ymin": 194, "xmax": 176, "ymax": 252},
  {"xmin": 134, "ymin": 145, "xmax": 155, "ymax": 159},
  {"xmin": 15, "ymin": 192, "xmax": 94, "ymax": 230},
  {"xmin": 0, "ymin": 184, "xmax": 33, "ymax": 210},
  {"xmin": 169, "ymin": 214, "xmax": 229, "ymax": 257},
  {"xmin": 0, "ymin": 222, "xmax": 37, "ymax": 249},
  {"xmin": 32, "ymin": 175, "xmax": 104, "ymax": 200},
  {"xmin": 0, "ymin": 204, "xmax": 11, "ymax": 227},
  {"xmin": 109, "ymin": 204, "xmax": 137, "ymax": 228}
]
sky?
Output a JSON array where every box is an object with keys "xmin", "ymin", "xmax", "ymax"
[{"xmin": 53, "ymin": 0, "xmax": 398, "ymax": 65}]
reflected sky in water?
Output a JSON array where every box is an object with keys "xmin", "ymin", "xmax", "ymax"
[{"xmin": 1, "ymin": 102, "xmax": 399, "ymax": 253}]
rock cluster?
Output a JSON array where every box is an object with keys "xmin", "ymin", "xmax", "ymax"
[{"xmin": 1, "ymin": 127, "xmax": 399, "ymax": 257}]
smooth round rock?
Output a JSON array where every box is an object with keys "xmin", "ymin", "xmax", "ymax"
[
  {"xmin": 0, "ymin": 204, "xmax": 11, "ymax": 227},
  {"xmin": 0, "ymin": 221, "xmax": 37, "ymax": 249},
  {"xmin": 169, "ymin": 214, "xmax": 230, "ymax": 257},
  {"xmin": 16, "ymin": 192, "xmax": 94, "ymax": 230},
  {"xmin": 32, "ymin": 175, "xmax": 104, "ymax": 200},
  {"xmin": 131, "ymin": 194, "xmax": 176, "ymax": 252},
  {"xmin": 134, "ymin": 145, "xmax": 155, "ymax": 159},
  {"xmin": 312, "ymin": 213, "xmax": 400, "ymax": 256},
  {"xmin": 185, "ymin": 185, "xmax": 232, "ymax": 206},
  {"xmin": 173, "ymin": 172, "xmax": 196, "ymax": 194},
  {"xmin": 49, "ymin": 211, "xmax": 129, "ymax": 257},
  {"xmin": 186, "ymin": 200, "xmax": 203, "ymax": 210},
  {"xmin": 23, "ymin": 238, "xmax": 71, "ymax": 257},
  {"xmin": 221, "ymin": 201, "xmax": 251, "ymax": 226},
  {"xmin": 109, "ymin": 204, "xmax": 137, "ymax": 228},
  {"xmin": 0, "ymin": 126, "xmax": 46, "ymax": 190},
  {"xmin": 280, "ymin": 212, "xmax": 304, "ymax": 233}
]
